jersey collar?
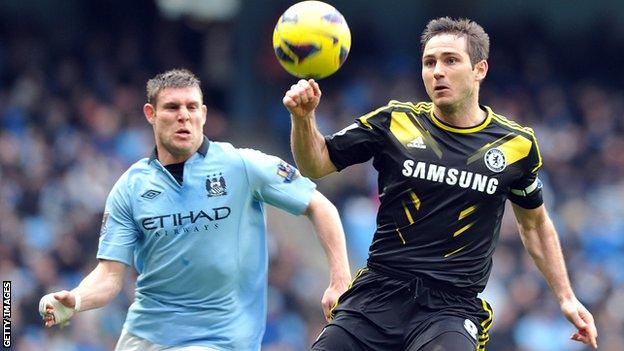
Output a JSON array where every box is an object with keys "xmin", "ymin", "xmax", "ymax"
[
  {"xmin": 148, "ymin": 135, "xmax": 210, "ymax": 163},
  {"xmin": 429, "ymin": 105, "xmax": 492, "ymax": 133}
]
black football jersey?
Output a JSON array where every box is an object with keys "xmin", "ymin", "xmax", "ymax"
[{"xmin": 325, "ymin": 101, "xmax": 543, "ymax": 293}]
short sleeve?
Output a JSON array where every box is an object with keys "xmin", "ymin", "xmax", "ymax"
[
  {"xmin": 96, "ymin": 174, "xmax": 139, "ymax": 266},
  {"xmin": 325, "ymin": 108, "xmax": 387, "ymax": 171},
  {"xmin": 240, "ymin": 149, "xmax": 316, "ymax": 215},
  {"xmin": 508, "ymin": 131, "xmax": 544, "ymax": 209}
]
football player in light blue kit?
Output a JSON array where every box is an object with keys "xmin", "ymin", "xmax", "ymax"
[{"xmin": 39, "ymin": 69, "xmax": 352, "ymax": 350}]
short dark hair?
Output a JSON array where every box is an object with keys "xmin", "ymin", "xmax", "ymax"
[
  {"xmin": 146, "ymin": 69, "xmax": 202, "ymax": 105},
  {"xmin": 421, "ymin": 17, "xmax": 490, "ymax": 66}
]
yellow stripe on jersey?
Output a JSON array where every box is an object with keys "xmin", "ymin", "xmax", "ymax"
[
  {"xmin": 429, "ymin": 106, "xmax": 492, "ymax": 133},
  {"xmin": 409, "ymin": 191, "xmax": 421, "ymax": 210},
  {"xmin": 466, "ymin": 133, "xmax": 515, "ymax": 165},
  {"xmin": 407, "ymin": 112, "xmax": 444, "ymax": 159},
  {"xmin": 529, "ymin": 132, "xmax": 543, "ymax": 173},
  {"xmin": 443, "ymin": 244, "xmax": 467, "ymax": 258},
  {"xmin": 388, "ymin": 100, "xmax": 433, "ymax": 114},
  {"xmin": 385, "ymin": 101, "xmax": 442, "ymax": 156},
  {"xmin": 458, "ymin": 205, "xmax": 476, "ymax": 220},
  {"xmin": 357, "ymin": 104, "xmax": 393, "ymax": 129},
  {"xmin": 497, "ymin": 135, "xmax": 532, "ymax": 166},
  {"xmin": 491, "ymin": 114, "xmax": 543, "ymax": 172},
  {"xmin": 402, "ymin": 203, "xmax": 414, "ymax": 224},
  {"xmin": 453, "ymin": 222, "xmax": 475, "ymax": 237},
  {"xmin": 390, "ymin": 111, "xmax": 423, "ymax": 146}
]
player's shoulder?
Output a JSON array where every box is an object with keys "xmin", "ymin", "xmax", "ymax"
[
  {"xmin": 123, "ymin": 158, "xmax": 152, "ymax": 181},
  {"xmin": 486, "ymin": 106, "xmax": 538, "ymax": 140},
  {"xmin": 216, "ymin": 142, "xmax": 268, "ymax": 161},
  {"xmin": 107, "ymin": 158, "xmax": 152, "ymax": 195},
  {"xmin": 208, "ymin": 140, "xmax": 238, "ymax": 155},
  {"xmin": 202, "ymin": 140, "xmax": 252, "ymax": 162},
  {"xmin": 211, "ymin": 142, "xmax": 277, "ymax": 169},
  {"xmin": 357, "ymin": 100, "xmax": 432, "ymax": 128}
]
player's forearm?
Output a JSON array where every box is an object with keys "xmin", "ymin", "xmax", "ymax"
[
  {"xmin": 290, "ymin": 113, "xmax": 335, "ymax": 178},
  {"xmin": 72, "ymin": 261, "xmax": 125, "ymax": 311},
  {"xmin": 518, "ymin": 218, "xmax": 575, "ymax": 303},
  {"xmin": 307, "ymin": 192, "xmax": 351, "ymax": 285}
]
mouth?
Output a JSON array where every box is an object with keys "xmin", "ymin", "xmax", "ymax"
[
  {"xmin": 175, "ymin": 128, "xmax": 192, "ymax": 137},
  {"xmin": 434, "ymin": 85, "xmax": 449, "ymax": 92}
]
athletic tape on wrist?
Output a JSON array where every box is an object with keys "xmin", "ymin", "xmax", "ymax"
[{"xmin": 73, "ymin": 292, "xmax": 82, "ymax": 312}]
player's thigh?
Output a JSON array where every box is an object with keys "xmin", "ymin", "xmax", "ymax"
[
  {"xmin": 406, "ymin": 316, "xmax": 480, "ymax": 351},
  {"xmin": 115, "ymin": 329, "xmax": 158, "ymax": 351},
  {"xmin": 410, "ymin": 331, "xmax": 475, "ymax": 351},
  {"xmin": 311, "ymin": 324, "xmax": 367, "ymax": 351}
]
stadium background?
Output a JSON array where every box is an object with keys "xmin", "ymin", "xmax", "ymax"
[{"xmin": 1, "ymin": 0, "xmax": 623, "ymax": 350}]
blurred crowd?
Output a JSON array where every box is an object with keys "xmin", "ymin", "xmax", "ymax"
[{"xmin": 1, "ymin": 2, "xmax": 623, "ymax": 351}]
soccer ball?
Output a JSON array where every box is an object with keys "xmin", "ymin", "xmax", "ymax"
[{"xmin": 272, "ymin": 1, "xmax": 351, "ymax": 79}]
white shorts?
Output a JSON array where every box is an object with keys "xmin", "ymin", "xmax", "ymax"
[{"xmin": 115, "ymin": 329, "xmax": 220, "ymax": 351}]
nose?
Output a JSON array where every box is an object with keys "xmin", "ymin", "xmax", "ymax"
[
  {"xmin": 178, "ymin": 106, "xmax": 190, "ymax": 121},
  {"xmin": 433, "ymin": 61, "xmax": 445, "ymax": 79}
]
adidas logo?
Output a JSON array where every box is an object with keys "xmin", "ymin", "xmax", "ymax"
[{"xmin": 407, "ymin": 136, "xmax": 426, "ymax": 149}]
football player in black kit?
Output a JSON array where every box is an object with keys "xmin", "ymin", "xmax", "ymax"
[{"xmin": 283, "ymin": 17, "xmax": 598, "ymax": 351}]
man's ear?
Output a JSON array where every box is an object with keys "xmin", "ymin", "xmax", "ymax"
[
  {"xmin": 474, "ymin": 60, "xmax": 489, "ymax": 82},
  {"xmin": 144, "ymin": 103, "xmax": 156, "ymax": 125}
]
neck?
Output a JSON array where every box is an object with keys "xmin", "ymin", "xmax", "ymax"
[
  {"xmin": 158, "ymin": 151, "xmax": 193, "ymax": 166},
  {"xmin": 434, "ymin": 99, "xmax": 485, "ymax": 128},
  {"xmin": 156, "ymin": 140, "xmax": 200, "ymax": 166}
]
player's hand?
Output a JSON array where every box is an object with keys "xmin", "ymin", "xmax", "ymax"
[
  {"xmin": 38, "ymin": 290, "xmax": 80, "ymax": 328},
  {"xmin": 560, "ymin": 297, "xmax": 598, "ymax": 349},
  {"xmin": 321, "ymin": 278, "xmax": 350, "ymax": 322},
  {"xmin": 283, "ymin": 79, "xmax": 321, "ymax": 119}
]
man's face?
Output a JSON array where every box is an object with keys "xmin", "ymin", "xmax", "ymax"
[
  {"xmin": 421, "ymin": 34, "xmax": 486, "ymax": 110},
  {"xmin": 144, "ymin": 86, "xmax": 207, "ymax": 161}
]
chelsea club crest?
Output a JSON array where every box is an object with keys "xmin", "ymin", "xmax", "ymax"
[{"xmin": 484, "ymin": 148, "xmax": 506, "ymax": 172}]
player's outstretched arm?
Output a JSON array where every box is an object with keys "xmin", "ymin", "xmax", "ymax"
[
  {"xmin": 304, "ymin": 190, "xmax": 351, "ymax": 321},
  {"xmin": 512, "ymin": 204, "xmax": 598, "ymax": 349},
  {"xmin": 39, "ymin": 259, "xmax": 126, "ymax": 328},
  {"xmin": 283, "ymin": 79, "xmax": 337, "ymax": 178}
]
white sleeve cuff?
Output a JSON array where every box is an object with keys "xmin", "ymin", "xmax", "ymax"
[{"xmin": 73, "ymin": 292, "xmax": 82, "ymax": 312}]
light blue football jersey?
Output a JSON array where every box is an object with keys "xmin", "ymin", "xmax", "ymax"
[{"xmin": 97, "ymin": 138, "xmax": 316, "ymax": 350}]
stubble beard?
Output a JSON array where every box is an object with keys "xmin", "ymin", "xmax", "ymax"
[
  {"xmin": 159, "ymin": 132, "xmax": 198, "ymax": 159},
  {"xmin": 435, "ymin": 88, "xmax": 475, "ymax": 120}
]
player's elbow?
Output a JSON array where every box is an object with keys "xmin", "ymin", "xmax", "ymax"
[
  {"xmin": 300, "ymin": 161, "xmax": 336, "ymax": 179},
  {"xmin": 301, "ymin": 167, "xmax": 328, "ymax": 179},
  {"xmin": 305, "ymin": 190, "xmax": 338, "ymax": 217}
]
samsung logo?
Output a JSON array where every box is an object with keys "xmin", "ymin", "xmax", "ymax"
[{"xmin": 402, "ymin": 160, "xmax": 498, "ymax": 194}]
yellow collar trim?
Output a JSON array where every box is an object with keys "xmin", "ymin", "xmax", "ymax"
[{"xmin": 429, "ymin": 106, "xmax": 492, "ymax": 133}]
